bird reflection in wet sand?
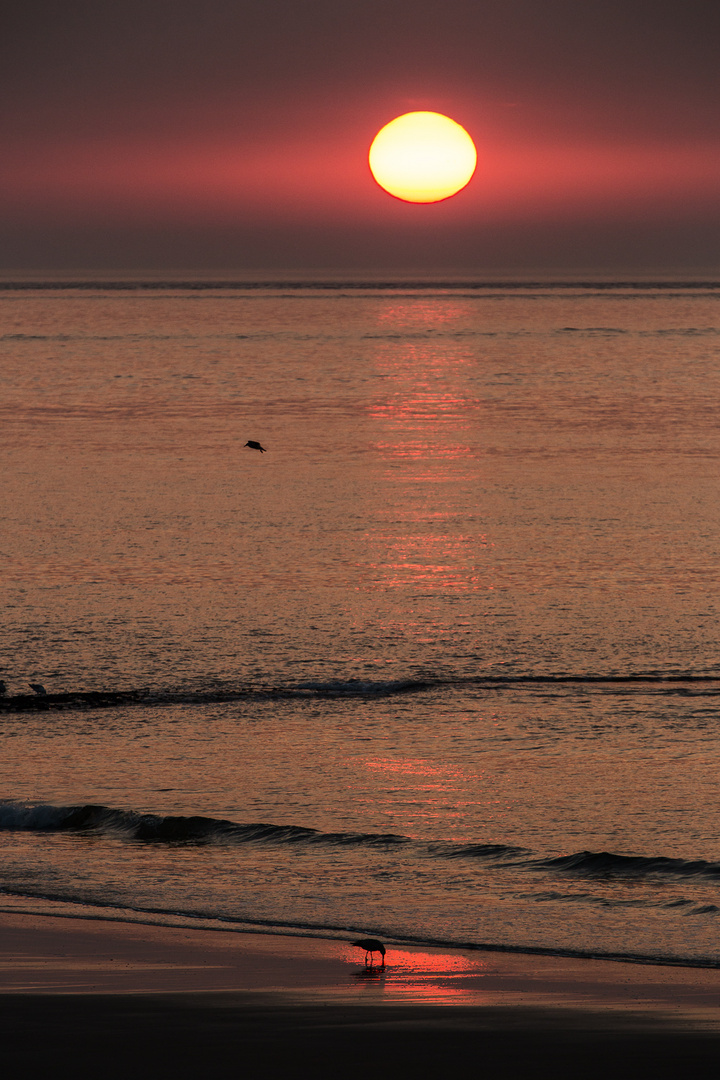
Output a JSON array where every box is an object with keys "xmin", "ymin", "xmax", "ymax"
[
  {"xmin": 353, "ymin": 964, "xmax": 386, "ymax": 982},
  {"xmin": 352, "ymin": 938, "xmax": 386, "ymax": 968}
]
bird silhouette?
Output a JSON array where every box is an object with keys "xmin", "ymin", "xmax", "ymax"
[
  {"xmin": 351, "ymin": 938, "xmax": 386, "ymax": 967},
  {"xmin": 244, "ymin": 440, "xmax": 267, "ymax": 453},
  {"xmin": 29, "ymin": 683, "xmax": 47, "ymax": 695}
]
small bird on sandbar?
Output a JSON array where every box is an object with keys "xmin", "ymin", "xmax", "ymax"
[
  {"xmin": 352, "ymin": 938, "xmax": 386, "ymax": 967},
  {"xmin": 244, "ymin": 440, "xmax": 267, "ymax": 453},
  {"xmin": 29, "ymin": 683, "xmax": 47, "ymax": 695}
]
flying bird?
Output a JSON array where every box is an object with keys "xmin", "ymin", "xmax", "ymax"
[
  {"xmin": 351, "ymin": 938, "xmax": 386, "ymax": 967},
  {"xmin": 244, "ymin": 441, "xmax": 267, "ymax": 453}
]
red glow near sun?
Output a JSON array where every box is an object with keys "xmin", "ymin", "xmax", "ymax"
[{"xmin": 0, "ymin": 133, "xmax": 717, "ymax": 230}]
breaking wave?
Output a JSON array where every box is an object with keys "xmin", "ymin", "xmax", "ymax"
[
  {"xmin": 2, "ymin": 672, "xmax": 719, "ymax": 713},
  {"xmin": 3, "ymin": 801, "xmax": 720, "ymax": 884},
  {"xmin": 0, "ymin": 801, "xmax": 522, "ymax": 860},
  {"xmin": 540, "ymin": 850, "xmax": 720, "ymax": 879}
]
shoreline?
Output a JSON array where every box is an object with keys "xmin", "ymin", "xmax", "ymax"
[
  {"xmin": 3, "ymin": 885, "xmax": 720, "ymax": 975},
  {"xmin": 2, "ymin": 909, "xmax": 720, "ymax": 1011},
  {"xmin": 2, "ymin": 911, "xmax": 720, "ymax": 1077}
]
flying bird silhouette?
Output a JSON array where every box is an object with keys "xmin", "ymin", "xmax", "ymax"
[
  {"xmin": 351, "ymin": 939, "xmax": 386, "ymax": 967},
  {"xmin": 244, "ymin": 441, "xmax": 267, "ymax": 453}
]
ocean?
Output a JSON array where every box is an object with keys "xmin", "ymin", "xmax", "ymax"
[{"xmin": 1, "ymin": 279, "xmax": 720, "ymax": 968}]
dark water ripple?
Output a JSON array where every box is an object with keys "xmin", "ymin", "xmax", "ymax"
[
  {"xmin": 2, "ymin": 673, "xmax": 720, "ymax": 713},
  {"xmin": 3, "ymin": 801, "xmax": 720, "ymax": 883}
]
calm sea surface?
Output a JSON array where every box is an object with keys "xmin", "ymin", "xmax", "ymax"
[{"xmin": 1, "ymin": 281, "xmax": 720, "ymax": 967}]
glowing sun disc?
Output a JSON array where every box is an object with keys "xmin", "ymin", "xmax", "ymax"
[{"xmin": 369, "ymin": 112, "xmax": 477, "ymax": 203}]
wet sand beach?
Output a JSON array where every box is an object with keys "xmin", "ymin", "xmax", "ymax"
[{"xmin": 2, "ymin": 913, "xmax": 720, "ymax": 1078}]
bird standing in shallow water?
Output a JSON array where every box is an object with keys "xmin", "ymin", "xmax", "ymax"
[
  {"xmin": 244, "ymin": 440, "xmax": 267, "ymax": 453},
  {"xmin": 352, "ymin": 938, "xmax": 386, "ymax": 967}
]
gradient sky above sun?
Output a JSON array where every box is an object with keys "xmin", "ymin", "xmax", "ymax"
[{"xmin": 1, "ymin": 0, "xmax": 719, "ymax": 273}]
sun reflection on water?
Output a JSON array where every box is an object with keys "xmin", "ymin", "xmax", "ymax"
[
  {"xmin": 358, "ymin": 296, "xmax": 495, "ymax": 599},
  {"xmin": 344, "ymin": 946, "xmax": 490, "ymax": 1003}
]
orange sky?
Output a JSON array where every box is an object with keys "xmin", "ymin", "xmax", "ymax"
[{"xmin": 2, "ymin": 1, "xmax": 718, "ymax": 273}]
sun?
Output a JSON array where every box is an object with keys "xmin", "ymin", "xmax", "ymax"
[{"xmin": 369, "ymin": 112, "xmax": 477, "ymax": 204}]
